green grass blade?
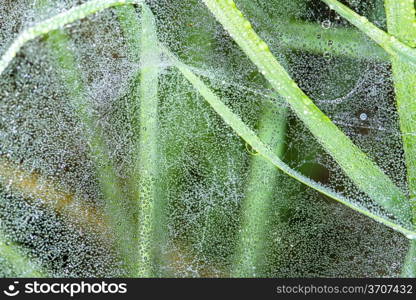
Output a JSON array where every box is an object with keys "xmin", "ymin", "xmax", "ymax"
[
  {"xmin": 402, "ymin": 240, "xmax": 416, "ymax": 277},
  {"xmin": 0, "ymin": 231, "xmax": 45, "ymax": 277},
  {"xmin": 0, "ymin": 0, "xmax": 143, "ymax": 77},
  {"xmin": 232, "ymin": 99, "xmax": 287, "ymax": 277},
  {"xmin": 384, "ymin": 0, "xmax": 416, "ymax": 204},
  {"xmin": 238, "ymin": 1, "xmax": 389, "ymax": 62},
  {"xmin": 133, "ymin": 4, "xmax": 161, "ymax": 277},
  {"xmin": 320, "ymin": 0, "xmax": 416, "ymax": 65},
  {"xmin": 202, "ymin": 0, "xmax": 410, "ymax": 223},
  {"xmin": 278, "ymin": 21, "xmax": 389, "ymax": 62},
  {"xmin": 384, "ymin": 0, "xmax": 416, "ymax": 48},
  {"xmin": 231, "ymin": 0, "xmax": 291, "ymax": 278},
  {"xmin": 384, "ymin": 0, "xmax": 416, "ymax": 277},
  {"xmin": 163, "ymin": 48, "xmax": 416, "ymax": 239},
  {"xmin": 32, "ymin": 0, "xmax": 139, "ymax": 276},
  {"xmin": 117, "ymin": 4, "xmax": 161, "ymax": 277}
]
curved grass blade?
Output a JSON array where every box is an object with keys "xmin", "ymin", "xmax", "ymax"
[
  {"xmin": 163, "ymin": 47, "xmax": 416, "ymax": 239},
  {"xmin": 320, "ymin": 0, "xmax": 416, "ymax": 65},
  {"xmin": 237, "ymin": 1, "xmax": 389, "ymax": 62},
  {"xmin": 0, "ymin": 0, "xmax": 143, "ymax": 77},
  {"xmin": 0, "ymin": 0, "xmax": 146, "ymax": 276},
  {"xmin": 202, "ymin": 0, "xmax": 410, "ymax": 223}
]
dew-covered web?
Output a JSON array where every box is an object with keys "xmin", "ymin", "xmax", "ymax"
[{"xmin": 0, "ymin": 0, "xmax": 411, "ymax": 277}]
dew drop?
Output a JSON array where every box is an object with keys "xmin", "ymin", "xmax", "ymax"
[
  {"xmin": 359, "ymin": 113, "xmax": 368, "ymax": 121},
  {"xmin": 323, "ymin": 51, "xmax": 332, "ymax": 61},
  {"xmin": 321, "ymin": 20, "xmax": 331, "ymax": 29}
]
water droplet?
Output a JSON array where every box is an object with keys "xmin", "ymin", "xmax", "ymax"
[
  {"xmin": 323, "ymin": 51, "xmax": 332, "ymax": 61},
  {"xmin": 359, "ymin": 113, "xmax": 368, "ymax": 121},
  {"xmin": 321, "ymin": 20, "xmax": 331, "ymax": 29}
]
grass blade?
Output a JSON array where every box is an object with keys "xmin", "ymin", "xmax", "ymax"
[
  {"xmin": 402, "ymin": 240, "xmax": 416, "ymax": 277},
  {"xmin": 134, "ymin": 4, "xmax": 161, "ymax": 277},
  {"xmin": 238, "ymin": 0, "xmax": 389, "ymax": 62},
  {"xmin": 117, "ymin": 4, "xmax": 162, "ymax": 276},
  {"xmin": 232, "ymin": 99, "xmax": 287, "ymax": 277},
  {"xmin": 320, "ymin": 0, "xmax": 416, "ymax": 65},
  {"xmin": 163, "ymin": 48, "xmax": 416, "ymax": 239},
  {"xmin": 202, "ymin": 0, "xmax": 410, "ymax": 223},
  {"xmin": 30, "ymin": 0, "xmax": 140, "ymax": 276},
  {"xmin": 277, "ymin": 21, "xmax": 389, "ymax": 62},
  {"xmin": 384, "ymin": 0, "xmax": 416, "ymax": 277},
  {"xmin": 0, "ymin": 0, "xmax": 143, "ymax": 77}
]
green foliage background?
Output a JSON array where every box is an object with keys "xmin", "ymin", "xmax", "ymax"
[{"xmin": 0, "ymin": 0, "xmax": 415, "ymax": 277}]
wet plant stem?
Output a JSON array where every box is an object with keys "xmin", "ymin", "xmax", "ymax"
[
  {"xmin": 117, "ymin": 4, "xmax": 161, "ymax": 277},
  {"xmin": 232, "ymin": 98, "xmax": 287, "ymax": 277}
]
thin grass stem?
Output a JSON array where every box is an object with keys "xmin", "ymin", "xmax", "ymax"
[
  {"xmin": 232, "ymin": 99, "xmax": 287, "ymax": 277},
  {"xmin": 0, "ymin": 0, "xmax": 143, "ymax": 77},
  {"xmin": 320, "ymin": 0, "xmax": 416, "ymax": 65},
  {"xmin": 117, "ymin": 4, "xmax": 161, "ymax": 277},
  {"xmin": 134, "ymin": 4, "xmax": 161, "ymax": 277}
]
